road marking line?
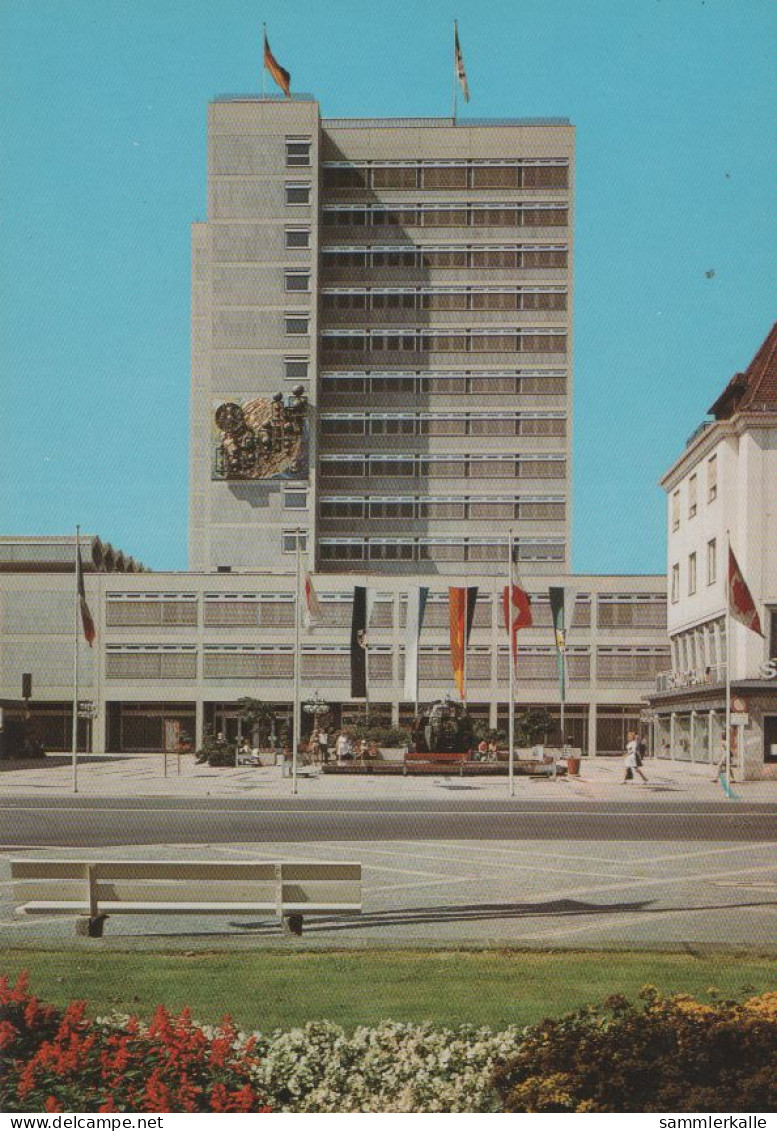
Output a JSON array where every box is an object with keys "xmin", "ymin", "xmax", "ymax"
[
  {"xmin": 522, "ymin": 899, "xmax": 777, "ymax": 941},
  {"xmin": 383, "ymin": 839, "xmax": 632, "ymax": 876},
  {"xmin": 370, "ymin": 877, "xmax": 482, "ymax": 895},
  {"xmin": 0, "ymin": 804, "xmax": 757, "ymax": 818},
  {"xmin": 359, "ymin": 839, "xmax": 771, "ymax": 885},
  {"xmin": 504, "ymin": 862, "xmax": 777, "ymax": 904}
]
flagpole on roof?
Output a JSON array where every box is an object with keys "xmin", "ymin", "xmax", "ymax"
[
  {"xmin": 508, "ymin": 529, "xmax": 516, "ymax": 797},
  {"xmin": 452, "ymin": 21, "xmax": 458, "ymax": 124},
  {"xmin": 71, "ymin": 525, "xmax": 80, "ymax": 794}
]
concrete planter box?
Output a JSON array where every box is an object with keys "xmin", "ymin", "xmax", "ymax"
[{"xmin": 378, "ymin": 746, "xmax": 408, "ymax": 763}]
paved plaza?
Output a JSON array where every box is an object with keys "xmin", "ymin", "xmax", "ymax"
[
  {"xmin": 2, "ymin": 751, "xmax": 776, "ymax": 804},
  {"xmin": 0, "ymin": 834, "xmax": 774, "ymax": 952},
  {"xmin": 1, "ymin": 755, "xmax": 774, "ymax": 951}
]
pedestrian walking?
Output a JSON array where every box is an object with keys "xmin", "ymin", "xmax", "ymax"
[
  {"xmin": 335, "ymin": 730, "xmax": 351, "ymax": 763},
  {"xmin": 318, "ymin": 727, "xmax": 330, "ymax": 763},
  {"xmin": 622, "ymin": 731, "xmax": 648, "ymax": 783}
]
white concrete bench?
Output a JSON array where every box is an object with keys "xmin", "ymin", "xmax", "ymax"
[{"xmin": 11, "ymin": 859, "xmax": 362, "ymax": 937}]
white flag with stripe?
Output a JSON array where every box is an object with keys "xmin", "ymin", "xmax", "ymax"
[{"xmin": 403, "ymin": 586, "xmax": 429, "ymax": 701}]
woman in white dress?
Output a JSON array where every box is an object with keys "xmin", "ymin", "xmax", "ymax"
[{"xmin": 622, "ymin": 731, "xmax": 648, "ymax": 783}]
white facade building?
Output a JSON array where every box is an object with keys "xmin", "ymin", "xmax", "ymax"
[{"xmin": 650, "ymin": 322, "xmax": 777, "ymax": 778}]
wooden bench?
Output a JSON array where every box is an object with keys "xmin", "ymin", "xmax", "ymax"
[
  {"xmin": 403, "ymin": 751, "xmax": 469, "ymax": 773},
  {"xmin": 10, "ymin": 859, "xmax": 362, "ymax": 938}
]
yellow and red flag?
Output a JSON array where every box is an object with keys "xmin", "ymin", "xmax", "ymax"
[
  {"xmin": 264, "ymin": 30, "xmax": 291, "ymax": 97},
  {"xmin": 503, "ymin": 583, "xmax": 532, "ymax": 667},
  {"xmin": 449, "ymin": 586, "xmax": 478, "ymax": 700}
]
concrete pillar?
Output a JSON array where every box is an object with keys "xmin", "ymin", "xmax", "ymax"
[
  {"xmin": 195, "ymin": 699, "xmax": 204, "ymax": 749},
  {"xmin": 669, "ymin": 711, "xmax": 676, "ymax": 760},
  {"xmin": 587, "ymin": 703, "xmax": 597, "ymax": 757},
  {"xmin": 92, "ymin": 705, "xmax": 106, "ymax": 753},
  {"xmin": 489, "ymin": 699, "xmax": 498, "ymax": 728}
]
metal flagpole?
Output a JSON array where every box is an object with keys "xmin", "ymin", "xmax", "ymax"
[
  {"xmin": 462, "ymin": 593, "xmax": 468, "ymax": 708},
  {"xmin": 364, "ymin": 575, "xmax": 370, "ymax": 726},
  {"xmin": 292, "ymin": 528, "xmax": 302, "ymax": 795},
  {"xmin": 414, "ymin": 591, "xmax": 420, "ymax": 717},
  {"xmin": 725, "ymin": 530, "xmax": 732, "ymax": 786},
  {"xmin": 560, "ymin": 647, "xmax": 566, "ymax": 760},
  {"xmin": 560, "ymin": 592, "xmax": 566, "ymax": 764},
  {"xmin": 508, "ymin": 530, "xmax": 516, "ymax": 797},
  {"xmin": 452, "ymin": 21, "xmax": 458, "ymax": 123},
  {"xmin": 71, "ymin": 525, "xmax": 80, "ymax": 794}
]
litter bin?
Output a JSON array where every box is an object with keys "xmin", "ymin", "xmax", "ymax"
[{"xmin": 566, "ymin": 755, "xmax": 581, "ymax": 776}]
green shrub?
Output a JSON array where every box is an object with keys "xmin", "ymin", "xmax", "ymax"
[
  {"xmin": 194, "ymin": 727, "xmax": 234, "ymax": 767},
  {"xmin": 360, "ymin": 726, "xmax": 410, "ymax": 748},
  {"xmin": 490, "ymin": 987, "xmax": 777, "ymax": 1113}
]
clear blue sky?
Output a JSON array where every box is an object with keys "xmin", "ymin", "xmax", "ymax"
[{"xmin": 1, "ymin": 0, "xmax": 773, "ymax": 573}]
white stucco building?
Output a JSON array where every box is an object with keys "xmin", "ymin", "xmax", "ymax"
[{"xmin": 649, "ymin": 322, "xmax": 777, "ymax": 778}]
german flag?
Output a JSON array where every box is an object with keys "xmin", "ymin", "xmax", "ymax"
[
  {"xmin": 264, "ymin": 30, "xmax": 291, "ymax": 97},
  {"xmin": 454, "ymin": 21, "xmax": 470, "ymax": 103},
  {"xmin": 449, "ymin": 586, "xmax": 478, "ymax": 700}
]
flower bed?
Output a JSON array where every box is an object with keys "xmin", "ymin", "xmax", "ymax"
[
  {"xmin": 2, "ymin": 973, "xmax": 775, "ymax": 1113},
  {"xmin": 0, "ymin": 974, "xmax": 269, "ymax": 1113},
  {"xmin": 491, "ymin": 986, "xmax": 777, "ymax": 1113}
]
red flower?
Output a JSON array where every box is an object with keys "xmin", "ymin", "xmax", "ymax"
[
  {"xmin": 0, "ymin": 1020, "xmax": 18, "ymax": 1049},
  {"xmin": 16, "ymin": 1062, "xmax": 38, "ymax": 1098},
  {"xmin": 143, "ymin": 1068, "xmax": 172, "ymax": 1113}
]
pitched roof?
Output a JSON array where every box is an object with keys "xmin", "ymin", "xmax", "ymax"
[{"xmin": 709, "ymin": 321, "xmax": 777, "ymax": 418}]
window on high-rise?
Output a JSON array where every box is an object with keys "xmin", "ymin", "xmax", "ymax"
[
  {"xmin": 285, "ymin": 182, "xmax": 311, "ymax": 205},
  {"xmin": 285, "ymin": 228, "xmax": 311, "ymax": 248},
  {"xmin": 285, "ymin": 138, "xmax": 311, "ymax": 166},
  {"xmin": 284, "ymin": 357, "xmax": 308, "ymax": 379},
  {"xmin": 284, "ymin": 490, "xmax": 307, "ymax": 510},
  {"xmin": 284, "ymin": 315, "xmax": 310, "ymax": 335},
  {"xmin": 282, "ymin": 530, "xmax": 307, "ymax": 553},
  {"xmin": 671, "ymin": 564, "xmax": 680, "ymax": 603},
  {"xmin": 285, "ymin": 272, "xmax": 310, "ymax": 292},
  {"xmin": 707, "ymin": 539, "xmax": 717, "ymax": 585},
  {"xmin": 688, "ymin": 474, "xmax": 698, "ymax": 518}
]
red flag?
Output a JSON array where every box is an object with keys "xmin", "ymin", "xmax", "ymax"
[
  {"xmin": 502, "ymin": 584, "xmax": 532, "ymax": 665},
  {"xmin": 263, "ymin": 30, "xmax": 291, "ymax": 97},
  {"xmin": 303, "ymin": 572, "xmax": 321, "ymax": 628},
  {"xmin": 76, "ymin": 544, "xmax": 96, "ymax": 646},
  {"xmin": 728, "ymin": 547, "xmax": 763, "ymax": 636}
]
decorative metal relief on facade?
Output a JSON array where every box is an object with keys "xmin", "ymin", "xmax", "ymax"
[{"xmin": 212, "ymin": 388, "xmax": 309, "ymax": 480}]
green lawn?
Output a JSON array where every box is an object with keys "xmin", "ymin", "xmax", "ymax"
[{"xmin": 1, "ymin": 948, "xmax": 774, "ymax": 1032}]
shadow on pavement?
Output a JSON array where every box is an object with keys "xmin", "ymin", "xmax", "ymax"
[{"xmin": 231, "ymin": 897, "xmax": 654, "ymax": 933}]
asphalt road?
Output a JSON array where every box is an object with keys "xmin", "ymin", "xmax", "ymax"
[{"xmin": 0, "ymin": 796, "xmax": 773, "ymax": 847}]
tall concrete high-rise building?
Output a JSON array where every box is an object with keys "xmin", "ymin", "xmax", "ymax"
[
  {"xmin": 0, "ymin": 95, "xmax": 673, "ymax": 761},
  {"xmin": 190, "ymin": 98, "xmax": 574, "ymax": 576}
]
